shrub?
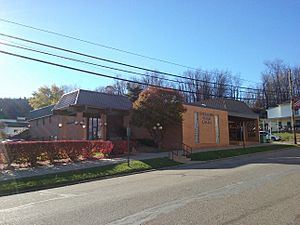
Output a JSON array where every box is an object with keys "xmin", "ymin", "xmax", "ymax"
[
  {"xmin": 0, "ymin": 140, "xmax": 114, "ymax": 168},
  {"xmin": 136, "ymin": 138, "xmax": 156, "ymax": 147},
  {"xmin": 111, "ymin": 140, "xmax": 137, "ymax": 156}
]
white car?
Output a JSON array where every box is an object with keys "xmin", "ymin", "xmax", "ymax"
[{"xmin": 259, "ymin": 131, "xmax": 281, "ymax": 141}]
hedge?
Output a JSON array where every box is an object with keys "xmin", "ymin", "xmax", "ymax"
[
  {"xmin": 111, "ymin": 140, "xmax": 137, "ymax": 156},
  {"xmin": 0, "ymin": 140, "xmax": 114, "ymax": 168}
]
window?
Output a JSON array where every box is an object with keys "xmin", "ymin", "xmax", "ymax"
[
  {"xmin": 215, "ymin": 115, "xmax": 220, "ymax": 144},
  {"xmin": 194, "ymin": 112, "xmax": 199, "ymax": 143},
  {"xmin": 296, "ymin": 120, "xmax": 300, "ymax": 127},
  {"xmin": 88, "ymin": 117, "xmax": 102, "ymax": 140},
  {"xmin": 42, "ymin": 117, "xmax": 45, "ymax": 126},
  {"xmin": 36, "ymin": 120, "xmax": 38, "ymax": 126},
  {"xmin": 246, "ymin": 120, "xmax": 256, "ymax": 137},
  {"xmin": 49, "ymin": 116, "xmax": 52, "ymax": 124}
]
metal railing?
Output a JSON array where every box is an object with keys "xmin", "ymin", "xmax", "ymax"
[
  {"xmin": 182, "ymin": 143, "xmax": 192, "ymax": 158},
  {"xmin": 170, "ymin": 143, "xmax": 192, "ymax": 159}
]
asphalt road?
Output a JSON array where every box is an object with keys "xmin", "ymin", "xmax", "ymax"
[{"xmin": 1, "ymin": 147, "xmax": 300, "ymax": 225}]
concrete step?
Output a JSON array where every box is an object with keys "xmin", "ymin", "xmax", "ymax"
[{"xmin": 170, "ymin": 154, "xmax": 191, "ymax": 163}]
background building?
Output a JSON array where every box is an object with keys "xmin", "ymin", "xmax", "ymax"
[{"xmin": 266, "ymin": 100, "xmax": 300, "ymax": 132}]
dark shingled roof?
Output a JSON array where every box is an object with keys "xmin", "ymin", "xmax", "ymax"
[
  {"xmin": 0, "ymin": 98, "xmax": 32, "ymax": 119},
  {"xmin": 29, "ymin": 105, "xmax": 55, "ymax": 121},
  {"xmin": 53, "ymin": 89, "xmax": 132, "ymax": 111},
  {"xmin": 29, "ymin": 89, "xmax": 132, "ymax": 120},
  {"xmin": 188, "ymin": 99, "xmax": 258, "ymax": 119}
]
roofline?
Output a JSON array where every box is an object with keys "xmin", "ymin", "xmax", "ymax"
[
  {"xmin": 75, "ymin": 89, "xmax": 80, "ymax": 105},
  {"xmin": 60, "ymin": 89, "xmax": 79, "ymax": 98},
  {"xmin": 184, "ymin": 101, "xmax": 258, "ymax": 118},
  {"xmin": 28, "ymin": 114, "xmax": 52, "ymax": 121},
  {"xmin": 54, "ymin": 104, "xmax": 131, "ymax": 112},
  {"xmin": 184, "ymin": 102, "xmax": 228, "ymax": 112},
  {"xmin": 76, "ymin": 89, "xmax": 129, "ymax": 98},
  {"xmin": 30, "ymin": 104, "xmax": 55, "ymax": 112}
]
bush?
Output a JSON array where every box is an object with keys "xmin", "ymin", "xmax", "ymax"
[
  {"xmin": 136, "ymin": 138, "xmax": 156, "ymax": 147},
  {"xmin": 111, "ymin": 140, "xmax": 137, "ymax": 156},
  {"xmin": 0, "ymin": 140, "xmax": 114, "ymax": 168}
]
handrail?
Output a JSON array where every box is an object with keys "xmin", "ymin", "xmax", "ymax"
[
  {"xmin": 182, "ymin": 143, "xmax": 192, "ymax": 158},
  {"xmin": 170, "ymin": 143, "xmax": 192, "ymax": 159}
]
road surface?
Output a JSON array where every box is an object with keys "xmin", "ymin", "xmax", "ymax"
[{"xmin": 0, "ymin": 147, "xmax": 300, "ymax": 225}]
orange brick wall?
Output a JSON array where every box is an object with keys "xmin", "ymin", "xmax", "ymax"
[{"xmin": 182, "ymin": 104, "xmax": 229, "ymax": 149}]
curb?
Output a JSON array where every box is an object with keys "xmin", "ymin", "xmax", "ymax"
[
  {"xmin": 0, "ymin": 167, "xmax": 160, "ymax": 197},
  {"xmin": 190, "ymin": 146, "xmax": 298, "ymax": 164},
  {"xmin": 0, "ymin": 157, "xmax": 183, "ymax": 197}
]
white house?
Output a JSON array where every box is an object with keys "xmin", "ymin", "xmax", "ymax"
[
  {"xmin": 0, "ymin": 117, "xmax": 29, "ymax": 137},
  {"xmin": 266, "ymin": 102, "xmax": 300, "ymax": 132}
]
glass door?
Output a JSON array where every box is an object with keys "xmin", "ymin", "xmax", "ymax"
[{"xmin": 88, "ymin": 117, "xmax": 102, "ymax": 140}]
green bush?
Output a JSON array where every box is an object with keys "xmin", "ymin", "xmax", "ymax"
[{"xmin": 276, "ymin": 132, "xmax": 300, "ymax": 142}]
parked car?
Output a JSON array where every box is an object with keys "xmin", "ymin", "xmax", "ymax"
[{"xmin": 259, "ymin": 131, "xmax": 281, "ymax": 141}]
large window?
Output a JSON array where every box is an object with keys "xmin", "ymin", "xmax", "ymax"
[{"xmin": 88, "ymin": 117, "xmax": 102, "ymax": 140}]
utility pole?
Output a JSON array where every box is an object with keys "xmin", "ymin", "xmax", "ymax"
[{"xmin": 288, "ymin": 69, "xmax": 297, "ymax": 144}]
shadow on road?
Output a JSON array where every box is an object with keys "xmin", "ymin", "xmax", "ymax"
[{"xmin": 166, "ymin": 147, "xmax": 300, "ymax": 170}]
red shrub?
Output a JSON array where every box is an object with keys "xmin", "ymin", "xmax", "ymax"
[
  {"xmin": 111, "ymin": 140, "xmax": 137, "ymax": 156},
  {"xmin": 0, "ymin": 140, "xmax": 114, "ymax": 168}
]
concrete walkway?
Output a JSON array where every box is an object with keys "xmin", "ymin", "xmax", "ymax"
[
  {"xmin": 191, "ymin": 143, "xmax": 274, "ymax": 153},
  {"xmin": 0, "ymin": 152, "xmax": 169, "ymax": 181}
]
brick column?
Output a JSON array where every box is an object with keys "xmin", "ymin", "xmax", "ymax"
[
  {"xmin": 75, "ymin": 112, "xmax": 86, "ymax": 140},
  {"xmin": 123, "ymin": 115, "xmax": 130, "ymax": 127},
  {"xmin": 101, "ymin": 113, "xmax": 107, "ymax": 140},
  {"xmin": 255, "ymin": 119, "xmax": 259, "ymax": 142},
  {"xmin": 59, "ymin": 116, "xmax": 67, "ymax": 140}
]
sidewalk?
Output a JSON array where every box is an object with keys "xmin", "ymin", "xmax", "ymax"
[
  {"xmin": 0, "ymin": 152, "xmax": 168, "ymax": 182},
  {"xmin": 191, "ymin": 143, "xmax": 274, "ymax": 154},
  {"xmin": 0, "ymin": 144, "xmax": 280, "ymax": 182}
]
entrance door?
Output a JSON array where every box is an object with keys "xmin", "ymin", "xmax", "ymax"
[{"xmin": 88, "ymin": 117, "xmax": 102, "ymax": 140}]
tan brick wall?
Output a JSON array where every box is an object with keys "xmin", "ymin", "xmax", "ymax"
[{"xmin": 182, "ymin": 104, "xmax": 229, "ymax": 149}]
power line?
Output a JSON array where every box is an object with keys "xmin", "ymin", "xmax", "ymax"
[
  {"xmin": 0, "ymin": 49, "xmax": 262, "ymax": 101},
  {"xmin": 0, "ymin": 18, "xmax": 262, "ymax": 85},
  {"xmin": 0, "ymin": 32, "xmax": 279, "ymax": 94},
  {"xmin": 0, "ymin": 41, "xmax": 274, "ymax": 96}
]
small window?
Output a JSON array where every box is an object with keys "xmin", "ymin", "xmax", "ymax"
[
  {"xmin": 36, "ymin": 120, "xmax": 38, "ymax": 126},
  {"xmin": 49, "ymin": 116, "xmax": 52, "ymax": 124},
  {"xmin": 42, "ymin": 117, "xmax": 45, "ymax": 126}
]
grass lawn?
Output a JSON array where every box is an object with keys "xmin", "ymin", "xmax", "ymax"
[
  {"xmin": 274, "ymin": 132, "xmax": 300, "ymax": 142},
  {"xmin": 0, "ymin": 157, "xmax": 180, "ymax": 196},
  {"xmin": 191, "ymin": 144, "xmax": 296, "ymax": 161}
]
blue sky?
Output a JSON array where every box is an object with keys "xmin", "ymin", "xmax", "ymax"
[{"xmin": 0, "ymin": 0, "xmax": 299, "ymax": 97}]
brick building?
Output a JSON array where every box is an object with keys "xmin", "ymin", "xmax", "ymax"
[
  {"xmin": 29, "ymin": 89, "xmax": 259, "ymax": 149},
  {"xmin": 29, "ymin": 89, "xmax": 131, "ymax": 141}
]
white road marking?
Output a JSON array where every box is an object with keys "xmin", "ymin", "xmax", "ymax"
[{"xmin": 0, "ymin": 190, "xmax": 78, "ymax": 213}]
